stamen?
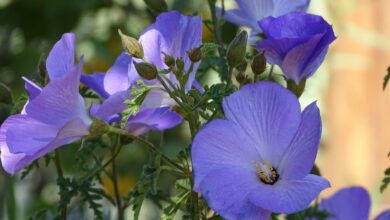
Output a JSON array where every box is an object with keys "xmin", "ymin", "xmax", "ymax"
[{"xmin": 255, "ymin": 161, "xmax": 279, "ymax": 185}]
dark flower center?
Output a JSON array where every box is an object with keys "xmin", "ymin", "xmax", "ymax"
[{"xmin": 255, "ymin": 162, "xmax": 279, "ymax": 185}]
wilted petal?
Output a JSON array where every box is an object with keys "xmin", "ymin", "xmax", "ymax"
[
  {"xmin": 192, "ymin": 119, "xmax": 260, "ymax": 190},
  {"xmin": 46, "ymin": 33, "xmax": 75, "ymax": 79},
  {"xmin": 249, "ymin": 174, "xmax": 330, "ymax": 213},
  {"xmin": 320, "ymin": 186, "xmax": 370, "ymax": 220},
  {"xmin": 80, "ymin": 72, "xmax": 109, "ymax": 98},
  {"xmin": 278, "ymin": 102, "xmax": 321, "ymax": 180},
  {"xmin": 125, "ymin": 106, "xmax": 182, "ymax": 135},
  {"xmin": 222, "ymin": 82, "xmax": 301, "ymax": 165},
  {"xmin": 103, "ymin": 53, "xmax": 132, "ymax": 95}
]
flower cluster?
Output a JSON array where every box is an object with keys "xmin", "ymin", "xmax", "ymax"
[{"xmin": 2, "ymin": 0, "xmax": 385, "ymax": 220}]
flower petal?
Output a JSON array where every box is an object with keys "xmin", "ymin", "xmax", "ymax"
[
  {"xmin": 273, "ymin": 0, "xmax": 310, "ymax": 17},
  {"xmin": 46, "ymin": 33, "xmax": 75, "ymax": 80},
  {"xmin": 222, "ymin": 82, "xmax": 301, "ymax": 166},
  {"xmin": 141, "ymin": 88, "xmax": 176, "ymax": 109},
  {"xmin": 125, "ymin": 106, "xmax": 182, "ymax": 135},
  {"xmin": 103, "ymin": 53, "xmax": 132, "ymax": 95},
  {"xmin": 320, "ymin": 186, "xmax": 370, "ymax": 220},
  {"xmin": 1, "ymin": 118, "xmax": 88, "ymax": 174},
  {"xmin": 249, "ymin": 174, "xmax": 330, "ymax": 213},
  {"xmin": 25, "ymin": 62, "xmax": 87, "ymax": 125},
  {"xmin": 22, "ymin": 77, "xmax": 42, "ymax": 100},
  {"xmin": 192, "ymin": 119, "xmax": 260, "ymax": 190},
  {"xmin": 376, "ymin": 210, "xmax": 390, "ymax": 220},
  {"xmin": 198, "ymin": 167, "xmax": 266, "ymax": 219},
  {"xmin": 80, "ymin": 72, "xmax": 109, "ymax": 98},
  {"xmin": 92, "ymin": 90, "xmax": 129, "ymax": 122},
  {"xmin": 278, "ymin": 102, "xmax": 322, "ymax": 180}
]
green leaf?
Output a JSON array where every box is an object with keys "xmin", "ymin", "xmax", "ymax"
[
  {"xmin": 200, "ymin": 43, "xmax": 220, "ymax": 55},
  {"xmin": 161, "ymin": 190, "xmax": 190, "ymax": 220},
  {"xmin": 383, "ymin": 66, "xmax": 390, "ymax": 90},
  {"xmin": 10, "ymin": 92, "xmax": 28, "ymax": 115}
]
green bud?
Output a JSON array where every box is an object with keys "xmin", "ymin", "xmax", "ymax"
[
  {"xmin": 227, "ymin": 31, "xmax": 248, "ymax": 68},
  {"xmin": 236, "ymin": 60, "xmax": 247, "ymax": 73},
  {"xmin": 89, "ymin": 118, "xmax": 109, "ymax": 137},
  {"xmin": 251, "ymin": 52, "xmax": 267, "ymax": 76},
  {"xmin": 118, "ymin": 29, "xmax": 144, "ymax": 59},
  {"xmin": 143, "ymin": 0, "xmax": 168, "ymax": 13},
  {"xmin": 235, "ymin": 72, "xmax": 245, "ymax": 85},
  {"xmin": 187, "ymin": 46, "xmax": 202, "ymax": 63},
  {"xmin": 287, "ymin": 79, "xmax": 306, "ymax": 98},
  {"xmin": 133, "ymin": 62, "xmax": 158, "ymax": 80},
  {"xmin": 0, "ymin": 82, "xmax": 13, "ymax": 104},
  {"xmin": 162, "ymin": 52, "xmax": 175, "ymax": 67},
  {"xmin": 176, "ymin": 58, "xmax": 185, "ymax": 72}
]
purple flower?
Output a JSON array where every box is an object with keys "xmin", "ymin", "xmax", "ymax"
[
  {"xmin": 82, "ymin": 11, "xmax": 202, "ymax": 135},
  {"xmin": 255, "ymin": 12, "xmax": 336, "ymax": 84},
  {"xmin": 192, "ymin": 82, "xmax": 329, "ymax": 219},
  {"xmin": 318, "ymin": 186, "xmax": 390, "ymax": 220},
  {"xmin": 219, "ymin": 0, "xmax": 310, "ymax": 41},
  {"xmin": 0, "ymin": 33, "xmax": 91, "ymax": 174}
]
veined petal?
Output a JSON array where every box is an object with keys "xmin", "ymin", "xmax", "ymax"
[
  {"xmin": 80, "ymin": 72, "xmax": 109, "ymax": 98},
  {"xmin": 198, "ymin": 167, "xmax": 265, "ymax": 219},
  {"xmin": 46, "ymin": 33, "xmax": 75, "ymax": 80},
  {"xmin": 25, "ymin": 62, "xmax": 85, "ymax": 125},
  {"xmin": 1, "ymin": 118, "xmax": 88, "ymax": 174},
  {"xmin": 222, "ymin": 82, "xmax": 301, "ymax": 166},
  {"xmin": 92, "ymin": 90, "xmax": 129, "ymax": 122},
  {"xmin": 192, "ymin": 119, "xmax": 260, "ymax": 190},
  {"xmin": 249, "ymin": 174, "xmax": 330, "ymax": 213},
  {"xmin": 125, "ymin": 106, "xmax": 182, "ymax": 136},
  {"xmin": 103, "ymin": 53, "xmax": 132, "ymax": 95},
  {"xmin": 278, "ymin": 102, "xmax": 322, "ymax": 180},
  {"xmin": 320, "ymin": 186, "xmax": 370, "ymax": 220}
]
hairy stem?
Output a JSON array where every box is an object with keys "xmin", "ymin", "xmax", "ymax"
[{"xmin": 54, "ymin": 149, "xmax": 66, "ymax": 220}]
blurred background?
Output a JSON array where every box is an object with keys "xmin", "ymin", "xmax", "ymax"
[{"xmin": 0, "ymin": 0, "xmax": 389, "ymax": 219}]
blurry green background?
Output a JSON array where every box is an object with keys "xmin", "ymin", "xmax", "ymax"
[{"xmin": 1, "ymin": 0, "xmax": 390, "ymax": 219}]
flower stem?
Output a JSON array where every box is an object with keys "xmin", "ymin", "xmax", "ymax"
[
  {"xmin": 187, "ymin": 114, "xmax": 200, "ymax": 220},
  {"xmin": 111, "ymin": 143, "xmax": 124, "ymax": 220},
  {"xmin": 108, "ymin": 126, "xmax": 186, "ymax": 172},
  {"xmin": 54, "ymin": 149, "xmax": 66, "ymax": 220}
]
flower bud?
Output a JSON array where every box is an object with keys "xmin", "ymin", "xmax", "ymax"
[
  {"xmin": 251, "ymin": 52, "xmax": 267, "ymax": 76},
  {"xmin": 89, "ymin": 118, "xmax": 109, "ymax": 137},
  {"xmin": 287, "ymin": 79, "xmax": 306, "ymax": 98},
  {"xmin": 0, "ymin": 82, "xmax": 13, "ymax": 104},
  {"xmin": 162, "ymin": 52, "xmax": 175, "ymax": 67},
  {"xmin": 187, "ymin": 46, "xmax": 202, "ymax": 63},
  {"xmin": 227, "ymin": 31, "xmax": 248, "ymax": 68},
  {"xmin": 133, "ymin": 62, "xmax": 158, "ymax": 80},
  {"xmin": 118, "ymin": 29, "xmax": 144, "ymax": 59},
  {"xmin": 176, "ymin": 58, "xmax": 185, "ymax": 72},
  {"xmin": 236, "ymin": 60, "xmax": 247, "ymax": 73},
  {"xmin": 143, "ymin": 0, "xmax": 168, "ymax": 13}
]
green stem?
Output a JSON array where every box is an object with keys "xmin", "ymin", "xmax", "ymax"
[
  {"xmin": 54, "ymin": 149, "xmax": 66, "ymax": 220},
  {"xmin": 226, "ymin": 66, "xmax": 233, "ymax": 86},
  {"xmin": 108, "ymin": 126, "xmax": 186, "ymax": 172},
  {"xmin": 268, "ymin": 65, "xmax": 274, "ymax": 81},
  {"xmin": 111, "ymin": 146, "xmax": 124, "ymax": 220},
  {"xmin": 187, "ymin": 114, "xmax": 200, "ymax": 220},
  {"xmin": 156, "ymin": 75, "xmax": 188, "ymax": 111},
  {"xmin": 208, "ymin": 0, "xmax": 223, "ymax": 48}
]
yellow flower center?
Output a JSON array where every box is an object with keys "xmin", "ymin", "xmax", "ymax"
[{"xmin": 255, "ymin": 161, "xmax": 279, "ymax": 185}]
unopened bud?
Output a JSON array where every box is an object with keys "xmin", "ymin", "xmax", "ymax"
[
  {"xmin": 143, "ymin": 0, "xmax": 168, "ymax": 13},
  {"xmin": 176, "ymin": 58, "xmax": 185, "ymax": 72},
  {"xmin": 133, "ymin": 62, "xmax": 158, "ymax": 80},
  {"xmin": 235, "ymin": 72, "xmax": 245, "ymax": 85},
  {"xmin": 251, "ymin": 52, "xmax": 267, "ymax": 76},
  {"xmin": 89, "ymin": 118, "xmax": 109, "ymax": 137},
  {"xmin": 227, "ymin": 31, "xmax": 248, "ymax": 68},
  {"xmin": 0, "ymin": 82, "xmax": 13, "ymax": 104},
  {"xmin": 287, "ymin": 79, "xmax": 306, "ymax": 98},
  {"xmin": 236, "ymin": 60, "xmax": 247, "ymax": 73},
  {"xmin": 187, "ymin": 46, "xmax": 202, "ymax": 63},
  {"xmin": 162, "ymin": 52, "xmax": 175, "ymax": 67},
  {"xmin": 118, "ymin": 29, "xmax": 144, "ymax": 59}
]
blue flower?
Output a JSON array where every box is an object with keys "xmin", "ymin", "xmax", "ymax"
[
  {"xmin": 255, "ymin": 12, "xmax": 336, "ymax": 84},
  {"xmin": 81, "ymin": 11, "xmax": 202, "ymax": 135},
  {"xmin": 192, "ymin": 82, "xmax": 329, "ymax": 219},
  {"xmin": 318, "ymin": 186, "xmax": 390, "ymax": 220},
  {"xmin": 0, "ymin": 33, "xmax": 91, "ymax": 174},
  {"xmin": 219, "ymin": 0, "xmax": 310, "ymax": 42}
]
